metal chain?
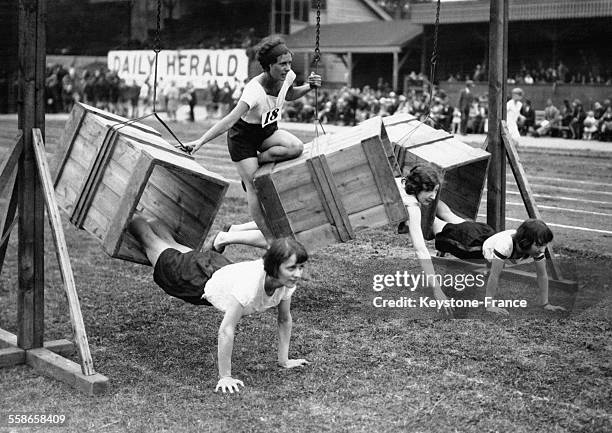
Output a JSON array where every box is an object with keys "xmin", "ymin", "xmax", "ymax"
[
  {"xmin": 313, "ymin": 0, "xmax": 325, "ymax": 136},
  {"xmin": 154, "ymin": 0, "xmax": 162, "ymax": 53},
  {"xmin": 428, "ymin": 0, "xmax": 442, "ymax": 109},
  {"xmin": 314, "ymin": 0, "xmax": 321, "ymax": 65},
  {"xmin": 152, "ymin": 0, "xmax": 163, "ymax": 113}
]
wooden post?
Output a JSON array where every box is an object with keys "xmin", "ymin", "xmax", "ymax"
[
  {"xmin": 347, "ymin": 52, "xmax": 353, "ymax": 88},
  {"xmin": 392, "ymin": 51, "xmax": 399, "ymax": 92},
  {"xmin": 500, "ymin": 122, "xmax": 563, "ymax": 281},
  {"xmin": 486, "ymin": 0, "xmax": 507, "ymax": 232},
  {"xmin": 420, "ymin": 31, "xmax": 427, "ymax": 75},
  {"xmin": 17, "ymin": 0, "xmax": 46, "ymax": 350}
]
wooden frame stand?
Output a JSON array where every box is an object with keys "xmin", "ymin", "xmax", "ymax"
[
  {"xmin": 432, "ymin": 120, "xmax": 577, "ymax": 294},
  {"xmin": 0, "ymin": 132, "xmax": 109, "ymax": 395}
]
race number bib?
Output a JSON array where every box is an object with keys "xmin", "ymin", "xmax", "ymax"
[{"xmin": 261, "ymin": 107, "xmax": 281, "ymax": 127}]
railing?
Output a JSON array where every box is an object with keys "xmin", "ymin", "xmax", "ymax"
[{"xmin": 410, "ymin": 0, "xmax": 612, "ymax": 24}]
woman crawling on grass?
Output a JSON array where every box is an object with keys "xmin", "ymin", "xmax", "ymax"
[
  {"xmin": 397, "ymin": 164, "xmax": 566, "ymax": 315},
  {"xmin": 128, "ymin": 216, "xmax": 310, "ymax": 393}
]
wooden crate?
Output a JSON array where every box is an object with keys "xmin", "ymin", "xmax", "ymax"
[
  {"xmin": 383, "ymin": 113, "xmax": 490, "ymax": 238},
  {"xmin": 253, "ymin": 116, "xmax": 407, "ymax": 251},
  {"xmin": 54, "ymin": 103, "xmax": 229, "ymax": 265}
]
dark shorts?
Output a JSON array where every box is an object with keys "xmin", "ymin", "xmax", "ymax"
[
  {"xmin": 153, "ymin": 248, "xmax": 232, "ymax": 305},
  {"xmin": 227, "ymin": 118, "xmax": 278, "ymax": 162},
  {"xmin": 434, "ymin": 221, "xmax": 496, "ymax": 260}
]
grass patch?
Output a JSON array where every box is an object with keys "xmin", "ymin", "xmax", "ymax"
[{"xmin": 0, "ymin": 196, "xmax": 610, "ymax": 433}]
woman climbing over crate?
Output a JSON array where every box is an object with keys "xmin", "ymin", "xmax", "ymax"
[
  {"xmin": 185, "ymin": 36, "xmax": 322, "ymax": 242},
  {"xmin": 128, "ymin": 215, "xmax": 310, "ymax": 393}
]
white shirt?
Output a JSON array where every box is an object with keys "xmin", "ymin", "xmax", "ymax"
[
  {"xmin": 482, "ymin": 229, "xmax": 544, "ymax": 265},
  {"xmin": 239, "ymin": 70, "xmax": 296, "ymax": 124},
  {"xmin": 204, "ymin": 259, "xmax": 296, "ymax": 316}
]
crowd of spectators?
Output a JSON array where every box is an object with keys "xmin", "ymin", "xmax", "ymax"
[
  {"xmin": 452, "ymin": 61, "xmax": 612, "ymax": 86},
  {"xmin": 45, "ymin": 62, "xmax": 611, "ymax": 142}
]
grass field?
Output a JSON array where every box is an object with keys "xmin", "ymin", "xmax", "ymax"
[{"xmin": 0, "ymin": 116, "xmax": 610, "ymax": 432}]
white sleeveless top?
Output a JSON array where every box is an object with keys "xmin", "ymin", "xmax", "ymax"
[{"xmin": 239, "ymin": 70, "xmax": 296, "ymax": 125}]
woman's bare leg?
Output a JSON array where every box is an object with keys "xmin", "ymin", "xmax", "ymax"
[
  {"xmin": 128, "ymin": 217, "xmax": 175, "ymax": 267},
  {"xmin": 235, "ymin": 157, "xmax": 274, "ymax": 242},
  {"xmin": 258, "ymin": 129, "xmax": 303, "ymax": 164},
  {"xmin": 213, "ymin": 229, "xmax": 268, "ymax": 251},
  {"xmin": 227, "ymin": 221, "xmax": 259, "ymax": 232}
]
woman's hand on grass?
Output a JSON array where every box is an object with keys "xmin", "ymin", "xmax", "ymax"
[
  {"xmin": 433, "ymin": 287, "xmax": 454, "ymax": 316},
  {"xmin": 278, "ymin": 359, "xmax": 310, "ymax": 369},
  {"xmin": 543, "ymin": 303, "xmax": 566, "ymax": 312},
  {"xmin": 215, "ymin": 376, "xmax": 244, "ymax": 393}
]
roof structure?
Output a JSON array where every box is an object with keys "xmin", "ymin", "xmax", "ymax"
[
  {"xmin": 284, "ymin": 20, "xmax": 423, "ymax": 53},
  {"xmin": 410, "ymin": 0, "xmax": 612, "ymax": 24}
]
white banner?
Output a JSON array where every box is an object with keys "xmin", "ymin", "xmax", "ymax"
[{"xmin": 107, "ymin": 49, "xmax": 249, "ymax": 89}]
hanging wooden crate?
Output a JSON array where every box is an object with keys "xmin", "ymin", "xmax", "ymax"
[
  {"xmin": 54, "ymin": 103, "xmax": 229, "ymax": 265},
  {"xmin": 253, "ymin": 116, "xmax": 407, "ymax": 251},
  {"xmin": 383, "ymin": 113, "xmax": 491, "ymax": 239}
]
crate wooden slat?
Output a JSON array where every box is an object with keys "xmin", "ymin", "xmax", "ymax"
[
  {"xmin": 254, "ymin": 117, "xmax": 407, "ymax": 251},
  {"xmin": 383, "ymin": 113, "xmax": 491, "ymax": 239},
  {"xmin": 54, "ymin": 103, "xmax": 229, "ymax": 265}
]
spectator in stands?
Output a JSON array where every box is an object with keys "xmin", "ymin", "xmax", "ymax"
[
  {"xmin": 183, "ymin": 81, "xmax": 197, "ymax": 122},
  {"xmin": 128, "ymin": 80, "xmax": 141, "ymax": 118},
  {"xmin": 583, "ymin": 110, "xmax": 598, "ymax": 140},
  {"xmin": 458, "ymin": 80, "xmax": 475, "ymax": 135},
  {"xmin": 600, "ymin": 106, "xmax": 612, "ymax": 142},
  {"xmin": 451, "ymin": 107, "xmax": 461, "ymax": 134},
  {"xmin": 506, "ymin": 88, "xmax": 524, "ymax": 142},
  {"xmin": 570, "ymin": 99, "xmax": 586, "ymax": 140},
  {"xmin": 519, "ymin": 99, "xmax": 536, "ymax": 136},
  {"xmin": 165, "ymin": 80, "xmax": 180, "ymax": 122},
  {"xmin": 535, "ymin": 99, "xmax": 560, "ymax": 137}
]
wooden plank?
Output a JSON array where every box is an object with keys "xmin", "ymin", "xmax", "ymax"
[
  {"xmin": 43, "ymin": 339, "xmax": 75, "ymax": 357},
  {"xmin": 103, "ymin": 155, "xmax": 152, "ymax": 258},
  {"xmin": 306, "ymin": 155, "xmax": 353, "ymax": 242},
  {"xmin": 0, "ymin": 173, "xmax": 18, "ymax": 276},
  {"xmin": 26, "ymin": 348, "xmax": 109, "ymax": 396},
  {"xmin": 32, "ymin": 129, "xmax": 95, "ymax": 376},
  {"xmin": 54, "ymin": 103, "xmax": 87, "ymax": 183},
  {"xmin": 73, "ymin": 127, "xmax": 119, "ymax": 226},
  {"xmin": 361, "ymin": 136, "xmax": 407, "ymax": 224},
  {"xmin": 0, "ymin": 132, "xmax": 23, "ymax": 189},
  {"xmin": 0, "ymin": 347, "xmax": 25, "ymax": 368},
  {"xmin": 254, "ymin": 164, "xmax": 294, "ymax": 238},
  {"xmin": 0, "ymin": 328, "xmax": 18, "ymax": 347},
  {"xmin": 500, "ymin": 121, "xmax": 562, "ymax": 280},
  {"xmin": 0, "ymin": 330, "xmax": 73, "ymax": 357}
]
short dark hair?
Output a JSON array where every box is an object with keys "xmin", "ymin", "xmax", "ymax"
[
  {"xmin": 263, "ymin": 237, "xmax": 308, "ymax": 278},
  {"xmin": 514, "ymin": 219, "xmax": 553, "ymax": 251},
  {"xmin": 257, "ymin": 36, "xmax": 292, "ymax": 71},
  {"xmin": 403, "ymin": 164, "xmax": 441, "ymax": 196}
]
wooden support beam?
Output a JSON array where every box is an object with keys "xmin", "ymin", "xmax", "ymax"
[
  {"xmin": 392, "ymin": 51, "xmax": 399, "ymax": 92},
  {"xmin": 0, "ymin": 329, "xmax": 74, "ymax": 356},
  {"xmin": 0, "ymin": 175, "xmax": 18, "ymax": 276},
  {"xmin": 0, "ymin": 131, "xmax": 23, "ymax": 188},
  {"xmin": 431, "ymin": 255, "xmax": 577, "ymax": 294},
  {"xmin": 26, "ymin": 348, "xmax": 109, "ymax": 396},
  {"xmin": 486, "ymin": 0, "xmax": 507, "ymax": 232},
  {"xmin": 0, "ymin": 347, "xmax": 25, "ymax": 368},
  {"xmin": 17, "ymin": 0, "xmax": 46, "ymax": 350},
  {"xmin": 500, "ymin": 121, "xmax": 563, "ymax": 280},
  {"xmin": 32, "ymin": 129, "xmax": 96, "ymax": 376}
]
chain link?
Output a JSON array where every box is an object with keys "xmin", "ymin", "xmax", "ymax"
[
  {"xmin": 154, "ymin": 0, "xmax": 162, "ymax": 54},
  {"xmin": 313, "ymin": 0, "xmax": 321, "ymax": 64}
]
